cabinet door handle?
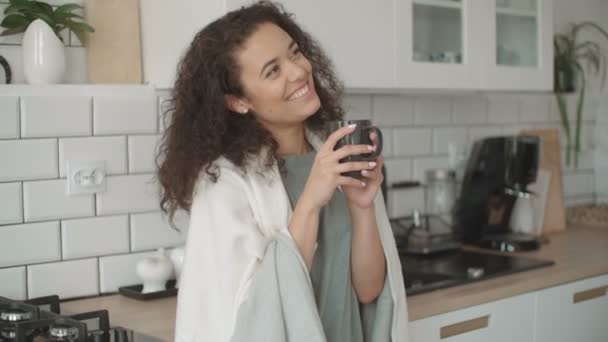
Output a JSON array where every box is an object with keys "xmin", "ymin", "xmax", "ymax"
[
  {"xmin": 440, "ymin": 315, "xmax": 490, "ymax": 339},
  {"xmin": 573, "ymin": 285, "xmax": 608, "ymax": 304}
]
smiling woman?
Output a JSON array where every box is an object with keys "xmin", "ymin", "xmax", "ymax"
[{"xmin": 156, "ymin": 2, "xmax": 408, "ymax": 342}]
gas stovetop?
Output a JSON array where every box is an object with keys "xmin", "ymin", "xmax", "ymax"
[{"xmin": 0, "ymin": 295, "xmax": 164, "ymax": 342}]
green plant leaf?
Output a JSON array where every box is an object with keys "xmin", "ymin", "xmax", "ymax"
[
  {"xmin": 4, "ymin": 3, "xmax": 32, "ymax": 15},
  {"xmin": 54, "ymin": 11, "xmax": 84, "ymax": 24},
  {"xmin": 31, "ymin": 1, "xmax": 54, "ymax": 16},
  {"xmin": 54, "ymin": 3, "xmax": 83, "ymax": 14},
  {"xmin": 65, "ymin": 20, "xmax": 94, "ymax": 33},
  {"xmin": 9, "ymin": 0, "xmax": 30, "ymax": 7},
  {"xmin": 0, "ymin": 14, "xmax": 30, "ymax": 29},
  {"xmin": 0, "ymin": 27, "xmax": 26, "ymax": 36},
  {"xmin": 555, "ymin": 93, "xmax": 572, "ymax": 166},
  {"xmin": 32, "ymin": 12, "xmax": 54, "ymax": 28}
]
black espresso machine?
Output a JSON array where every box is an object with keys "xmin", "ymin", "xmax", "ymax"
[{"xmin": 455, "ymin": 135, "xmax": 542, "ymax": 252}]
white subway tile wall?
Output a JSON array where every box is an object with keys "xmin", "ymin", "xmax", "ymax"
[
  {"xmin": 23, "ymin": 179, "xmax": 95, "ymax": 222},
  {"xmin": 414, "ymin": 96, "xmax": 452, "ymax": 125},
  {"xmin": 96, "ymin": 175, "xmax": 159, "ymax": 215},
  {"xmin": 0, "ymin": 182, "xmax": 22, "ymax": 225},
  {"xmin": 128, "ymin": 135, "xmax": 161, "ymax": 173},
  {"xmin": 0, "ymin": 87, "xmax": 178, "ymax": 300},
  {"xmin": 451, "ymin": 96, "xmax": 487, "ymax": 124},
  {"xmin": 0, "ymin": 267, "xmax": 26, "ymax": 300},
  {"xmin": 20, "ymin": 96, "xmax": 92, "ymax": 138},
  {"xmin": 93, "ymin": 96, "xmax": 158, "ymax": 135},
  {"xmin": 0, "ymin": 86, "xmax": 600, "ymax": 301},
  {"xmin": 61, "ymin": 216, "xmax": 130, "ymax": 259},
  {"xmin": 0, "ymin": 139, "xmax": 58, "ymax": 182},
  {"xmin": 130, "ymin": 212, "xmax": 188, "ymax": 252},
  {"xmin": 0, "ymin": 96, "xmax": 19, "ymax": 139},
  {"xmin": 488, "ymin": 95, "xmax": 521, "ymax": 124},
  {"xmin": 27, "ymin": 258, "xmax": 99, "ymax": 299},
  {"xmin": 0, "ymin": 221, "xmax": 61, "ymax": 268},
  {"xmin": 59, "ymin": 136, "xmax": 127, "ymax": 177}
]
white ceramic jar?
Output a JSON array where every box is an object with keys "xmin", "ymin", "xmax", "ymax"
[{"xmin": 136, "ymin": 248, "xmax": 174, "ymax": 294}]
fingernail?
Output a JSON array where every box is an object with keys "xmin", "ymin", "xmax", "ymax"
[
  {"xmin": 361, "ymin": 170, "xmax": 369, "ymax": 176},
  {"xmin": 361, "ymin": 181, "xmax": 367, "ymax": 187},
  {"xmin": 369, "ymin": 161, "xmax": 377, "ymax": 167},
  {"xmin": 367, "ymin": 145, "xmax": 374, "ymax": 151},
  {"xmin": 348, "ymin": 123, "xmax": 357, "ymax": 129}
]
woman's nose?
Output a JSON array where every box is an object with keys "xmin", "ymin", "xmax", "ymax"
[{"xmin": 286, "ymin": 60, "xmax": 306, "ymax": 82}]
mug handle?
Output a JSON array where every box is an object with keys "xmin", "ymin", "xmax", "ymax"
[{"xmin": 369, "ymin": 127, "xmax": 383, "ymax": 158}]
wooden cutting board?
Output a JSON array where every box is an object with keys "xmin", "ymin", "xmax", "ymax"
[
  {"xmin": 85, "ymin": 0, "xmax": 143, "ymax": 83},
  {"xmin": 521, "ymin": 128, "xmax": 567, "ymax": 234}
]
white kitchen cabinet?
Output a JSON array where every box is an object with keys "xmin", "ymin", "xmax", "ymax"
[
  {"xmin": 139, "ymin": 0, "xmax": 226, "ymax": 88},
  {"xmin": 139, "ymin": 0, "xmax": 552, "ymax": 90},
  {"xmin": 396, "ymin": 0, "xmax": 553, "ymax": 91},
  {"xmin": 536, "ymin": 274, "xmax": 608, "ymax": 342},
  {"xmin": 409, "ymin": 292, "xmax": 536, "ymax": 342},
  {"xmin": 227, "ymin": 0, "xmax": 397, "ymax": 88},
  {"xmin": 479, "ymin": 0, "xmax": 554, "ymax": 90},
  {"xmin": 396, "ymin": 0, "xmax": 485, "ymax": 89}
]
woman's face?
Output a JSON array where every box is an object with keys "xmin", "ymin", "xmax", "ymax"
[{"xmin": 231, "ymin": 22, "xmax": 321, "ymax": 127}]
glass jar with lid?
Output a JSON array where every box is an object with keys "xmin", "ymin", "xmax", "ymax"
[{"xmin": 425, "ymin": 168, "xmax": 457, "ymax": 234}]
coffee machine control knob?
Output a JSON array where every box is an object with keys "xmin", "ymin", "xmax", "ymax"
[{"xmin": 467, "ymin": 267, "xmax": 485, "ymax": 279}]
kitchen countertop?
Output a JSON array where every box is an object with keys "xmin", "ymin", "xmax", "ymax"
[{"xmin": 61, "ymin": 225, "xmax": 608, "ymax": 341}]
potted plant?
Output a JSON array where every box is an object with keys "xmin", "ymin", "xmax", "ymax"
[
  {"xmin": 553, "ymin": 21, "xmax": 608, "ymax": 167},
  {"xmin": 0, "ymin": 0, "xmax": 94, "ymax": 84}
]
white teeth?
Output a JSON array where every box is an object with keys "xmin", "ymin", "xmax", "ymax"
[{"xmin": 288, "ymin": 84, "xmax": 309, "ymax": 101}]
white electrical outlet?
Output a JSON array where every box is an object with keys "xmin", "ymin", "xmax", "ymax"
[{"xmin": 66, "ymin": 160, "xmax": 107, "ymax": 195}]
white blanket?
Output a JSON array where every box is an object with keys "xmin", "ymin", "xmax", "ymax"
[{"xmin": 174, "ymin": 130, "xmax": 409, "ymax": 342}]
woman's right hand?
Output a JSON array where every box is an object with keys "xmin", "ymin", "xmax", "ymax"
[{"xmin": 300, "ymin": 124, "xmax": 378, "ymax": 211}]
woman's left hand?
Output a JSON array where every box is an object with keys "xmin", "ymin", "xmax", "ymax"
[{"xmin": 343, "ymin": 132, "xmax": 384, "ymax": 209}]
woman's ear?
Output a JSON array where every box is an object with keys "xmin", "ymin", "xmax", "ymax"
[{"xmin": 224, "ymin": 95, "xmax": 251, "ymax": 114}]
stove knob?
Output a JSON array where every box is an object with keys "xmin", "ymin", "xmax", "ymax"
[
  {"xmin": 113, "ymin": 327, "xmax": 129, "ymax": 342},
  {"xmin": 88, "ymin": 330, "xmax": 107, "ymax": 342},
  {"xmin": 467, "ymin": 267, "xmax": 485, "ymax": 279},
  {"xmin": 48, "ymin": 323, "xmax": 79, "ymax": 341}
]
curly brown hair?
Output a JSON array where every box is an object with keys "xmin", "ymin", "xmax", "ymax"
[{"xmin": 157, "ymin": 1, "xmax": 345, "ymax": 221}]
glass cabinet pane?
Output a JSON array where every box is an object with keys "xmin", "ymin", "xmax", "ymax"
[
  {"xmin": 413, "ymin": 0, "xmax": 463, "ymax": 64},
  {"xmin": 496, "ymin": 0, "xmax": 538, "ymax": 67}
]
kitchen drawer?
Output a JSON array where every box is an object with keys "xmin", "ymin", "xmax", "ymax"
[
  {"xmin": 536, "ymin": 274, "xmax": 608, "ymax": 342},
  {"xmin": 409, "ymin": 292, "xmax": 535, "ymax": 342}
]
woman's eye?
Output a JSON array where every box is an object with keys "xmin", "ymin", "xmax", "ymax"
[{"xmin": 266, "ymin": 65, "xmax": 280, "ymax": 78}]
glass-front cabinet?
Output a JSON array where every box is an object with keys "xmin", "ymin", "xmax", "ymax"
[
  {"xmin": 397, "ymin": 0, "xmax": 484, "ymax": 89},
  {"xmin": 482, "ymin": 0, "xmax": 553, "ymax": 90},
  {"xmin": 397, "ymin": 0, "xmax": 553, "ymax": 90}
]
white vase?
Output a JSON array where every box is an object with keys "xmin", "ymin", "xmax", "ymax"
[
  {"xmin": 136, "ymin": 248, "xmax": 174, "ymax": 294},
  {"xmin": 22, "ymin": 19, "xmax": 66, "ymax": 84}
]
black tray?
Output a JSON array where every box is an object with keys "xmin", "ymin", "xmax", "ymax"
[{"xmin": 118, "ymin": 280, "xmax": 177, "ymax": 300}]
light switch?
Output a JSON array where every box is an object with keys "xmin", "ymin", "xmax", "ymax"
[{"xmin": 66, "ymin": 160, "xmax": 106, "ymax": 195}]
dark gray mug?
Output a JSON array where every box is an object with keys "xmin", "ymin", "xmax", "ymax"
[{"xmin": 327, "ymin": 119, "xmax": 383, "ymax": 179}]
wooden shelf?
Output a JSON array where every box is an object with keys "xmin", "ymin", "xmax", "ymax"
[{"xmin": 413, "ymin": 0, "xmax": 462, "ymax": 10}]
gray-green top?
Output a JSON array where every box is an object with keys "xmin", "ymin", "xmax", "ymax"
[{"xmin": 281, "ymin": 152, "xmax": 394, "ymax": 342}]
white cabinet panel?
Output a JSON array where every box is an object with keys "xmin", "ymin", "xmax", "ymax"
[
  {"xmin": 536, "ymin": 274, "xmax": 608, "ymax": 342},
  {"xmin": 228, "ymin": 0, "xmax": 396, "ymax": 88},
  {"xmin": 479, "ymin": 0, "xmax": 554, "ymax": 90},
  {"xmin": 409, "ymin": 292, "xmax": 535, "ymax": 342},
  {"xmin": 140, "ymin": 1, "xmax": 226, "ymax": 88},
  {"xmin": 397, "ymin": 0, "xmax": 486, "ymax": 89}
]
